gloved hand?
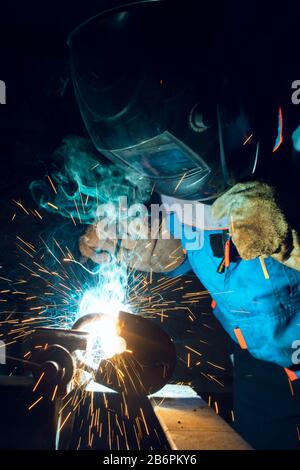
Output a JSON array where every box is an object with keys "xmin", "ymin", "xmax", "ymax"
[
  {"xmin": 212, "ymin": 181, "xmax": 300, "ymax": 271},
  {"xmin": 79, "ymin": 219, "xmax": 185, "ymax": 273}
]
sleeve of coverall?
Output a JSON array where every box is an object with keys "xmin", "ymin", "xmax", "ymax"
[{"xmin": 163, "ymin": 211, "xmax": 192, "ymax": 277}]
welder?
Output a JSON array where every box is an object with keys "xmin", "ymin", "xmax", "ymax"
[{"xmin": 68, "ymin": 0, "xmax": 300, "ymax": 449}]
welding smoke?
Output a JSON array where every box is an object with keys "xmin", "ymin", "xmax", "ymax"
[{"xmin": 30, "ymin": 135, "xmax": 151, "ymax": 224}]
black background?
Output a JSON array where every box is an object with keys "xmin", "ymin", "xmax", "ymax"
[{"xmin": 0, "ymin": 0, "xmax": 299, "ymax": 449}]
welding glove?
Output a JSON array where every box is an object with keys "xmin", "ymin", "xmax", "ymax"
[
  {"xmin": 212, "ymin": 181, "xmax": 300, "ymax": 271},
  {"xmin": 79, "ymin": 217, "xmax": 185, "ymax": 273}
]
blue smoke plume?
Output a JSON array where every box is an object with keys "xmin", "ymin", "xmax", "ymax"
[{"xmin": 30, "ymin": 135, "xmax": 151, "ymax": 224}]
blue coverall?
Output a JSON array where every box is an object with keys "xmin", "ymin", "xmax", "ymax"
[
  {"xmin": 166, "ymin": 210, "xmax": 300, "ymax": 449},
  {"xmin": 168, "ymin": 214, "xmax": 300, "ymax": 372}
]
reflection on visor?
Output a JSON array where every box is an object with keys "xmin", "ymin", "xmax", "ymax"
[{"xmin": 112, "ymin": 131, "xmax": 211, "ymax": 179}]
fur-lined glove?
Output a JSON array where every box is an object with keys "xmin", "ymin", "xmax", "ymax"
[{"xmin": 212, "ymin": 181, "xmax": 300, "ymax": 271}]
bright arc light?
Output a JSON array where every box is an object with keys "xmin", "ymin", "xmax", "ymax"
[
  {"xmin": 76, "ymin": 287, "xmax": 128, "ymax": 368},
  {"xmin": 78, "ymin": 288, "xmax": 125, "ymax": 319},
  {"xmin": 82, "ymin": 316, "xmax": 127, "ymax": 369}
]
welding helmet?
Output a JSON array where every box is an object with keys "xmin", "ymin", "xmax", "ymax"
[{"xmin": 67, "ymin": 0, "xmax": 278, "ymax": 201}]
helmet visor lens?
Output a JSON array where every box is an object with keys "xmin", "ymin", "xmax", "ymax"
[{"xmin": 110, "ymin": 131, "xmax": 211, "ymax": 180}]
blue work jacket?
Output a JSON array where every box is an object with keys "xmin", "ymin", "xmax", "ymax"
[{"xmin": 167, "ymin": 212, "xmax": 300, "ymax": 374}]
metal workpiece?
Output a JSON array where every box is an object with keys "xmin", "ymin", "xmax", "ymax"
[
  {"xmin": 29, "ymin": 327, "xmax": 89, "ymax": 352},
  {"xmin": 152, "ymin": 386, "xmax": 252, "ymax": 450},
  {"xmin": 20, "ymin": 327, "xmax": 90, "ymax": 394},
  {"xmin": 80, "ymin": 311, "xmax": 177, "ymax": 396},
  {"xmin": 1, "ymin": 313, "xmax": 251, "ymax": 450}
]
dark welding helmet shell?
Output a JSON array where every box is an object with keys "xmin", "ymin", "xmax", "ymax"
[{"xmin": 67, "ymin": 0, "xmax": 272, "ymax": 201}]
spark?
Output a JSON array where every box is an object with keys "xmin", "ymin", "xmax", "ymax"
[
  {"xmin": 13, "ymin": 199, "xmax": 30, "ymax": 215},
  {"xmin": 206, "ymin": 361, "xmax": 226, "ymax": 371},
  {"xmin": 32, "ymin": 371, "xmax": 45, "ymax": 392},
  {"xmin": 174, "ymin": 172, "xmax": 187, "ymax": 192},
  {"xmin": 243, "ymin": 133, "xmax": 254, "ymax": 145},
  {"xmin": 51, "ymin": 385, "xmax": 58, "ymax": 401},
  {"xmin": 58, "ymin": 411, "xmax": 72, "ymax": 432},
  {"xmin": 288, "ymin": 378, "xmax": 295, "ymax": 397},
  {"xmin": 28, "ymin": 396, "xmax": 43, "ymax": 411},
  {"xmin": 47, "ymin": 175, "xmax": 57, "ymax": 194},
  {"xmin": 47, "ymin": 202, "xmax": 59, "ymax": 210},
  {"xmin": 0, "ymin": 340, "xmax": 16, "ymax": 348},
  {"xmin": 122, "ymin": 420, "xmax": 129, "ymax": 450},
  {"xmin": 34, "ymin": 209, "xmax": 43, "ymax": 220},
  {"xmin": 16, "ymin": 244, "xmax": 34, "ymax": 258},
  {"xmin": 207, "ymin": 374, "xmax": 225, "ymax": 388},
  {"xmin": 63, "ymin": 258, "xmax": 101, "ymax": 275},
  {"xmin": 16, "ymin": 236, "xmax": 35, "ymax": 252},
  {"xmin": 73, "ymin": 200, "xmax": 82, "ymax": 222},
  {"xmin": 185, "ymin": 345, "xmax": 202, "ymax": 357},
  {"xmin": 140, "ymin": 407, "xmax": 149, "ymax": 436},
  {"xmin": 90, "ymin": 163, "xmax": 100, "ymax": 171},
  {"xmin": 70, "ymin": 214, "xmax": 77, "ymax": 226},
  {"xmin": 187, "ymin": 352, "xmax": 191, "ymax": 368},
  {"xmin": 58, "ymin": 395, "xmax": 74, "ymax": 415},
  {"xmin": 259, "ymin": 256, "xmax": 270, "ymax": 280},
  {"xmin": 80, "ymin": 192, "xmax": 86, "ymax": 214},
  {"xmin": 0, "ymin": 276, "xmax": 12, "ymax": 282}
]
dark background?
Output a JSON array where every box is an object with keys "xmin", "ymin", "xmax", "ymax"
[{"xmin": 0, "ymin": 0, "xmax": 299, "ymax": 449}]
